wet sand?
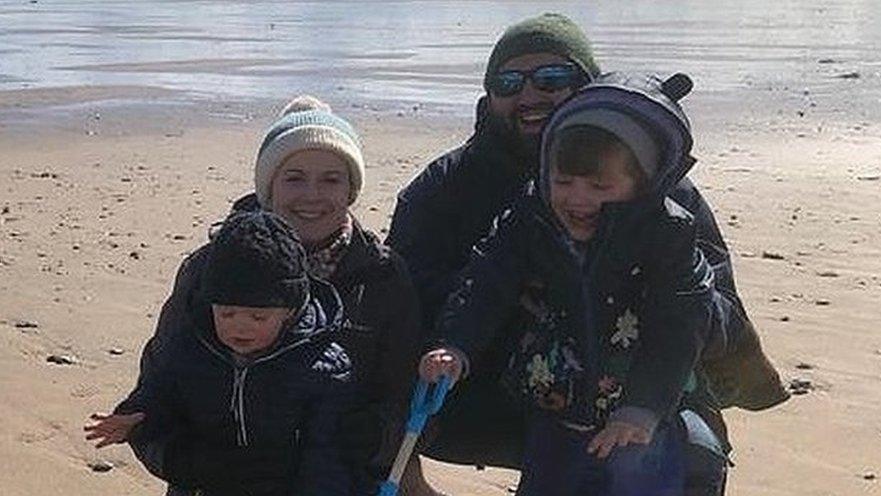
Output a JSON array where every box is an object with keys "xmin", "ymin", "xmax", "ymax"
[{"xmin": 2, "ymin": 1, "xmax": 881, "ymax": 494}]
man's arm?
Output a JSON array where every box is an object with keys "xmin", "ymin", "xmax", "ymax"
[
  {"xmin": 387, "ymin": 149, "xmax": 469, "ymax": 331},
  {"xmin": 433, "ymin": 207, "xmax": 530, "ymax": 370},
  {"xmin": 670, "ymin": 180, "xmax": 788, "ymax": 410}
]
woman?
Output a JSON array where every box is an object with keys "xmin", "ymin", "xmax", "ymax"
[{"xmin": 129, "ymin": 96, "xmax": 429, "ymax": 495}]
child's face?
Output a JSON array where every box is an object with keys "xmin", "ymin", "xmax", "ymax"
[
  {"xmin": 549, "ymin": 147, "xmax": 641, "ymax": 242},
  {"xmin": 212, "ymin": 305, "xmax": 291, "ymax": 356},
  {"xmin": 270, "ymin": 149, "xmax": 351, "ymax": 246}
]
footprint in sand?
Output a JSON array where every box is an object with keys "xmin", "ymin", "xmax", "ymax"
[
  {"xmin": 18, "ymin": 430, "xmax": 57, "ymax": 445},
  {"xmin": 71, "ymin": 384, "xmax": 100, "ymax": 399}
]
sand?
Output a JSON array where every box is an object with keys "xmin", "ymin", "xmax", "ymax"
[{"xmin": 1, "ymin": 82, "xmax": 879, "ymax": 496}]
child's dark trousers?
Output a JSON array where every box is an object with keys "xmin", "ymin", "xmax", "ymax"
[{"xmin": 516, "ymin": 413, "xmax": 685, "ymax": 496}]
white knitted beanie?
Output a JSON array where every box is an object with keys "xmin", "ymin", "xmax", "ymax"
[{"xmin": 255, "ymin": 96, "xmax": 364, "ymax": 207}]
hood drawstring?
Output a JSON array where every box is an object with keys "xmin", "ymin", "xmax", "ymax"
[{"xmin": 230, "ymin": 367, "xmax": 250, "ymax": 446}]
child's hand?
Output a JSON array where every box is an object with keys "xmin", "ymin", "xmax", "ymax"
[
  {"xmin": 418, "ymin": 348, "xmax": 465, "ymax": 385},
  {"xmin": 586, "ymin": 420, "xmax": 652, "ymax": 459},
  {"xmin": 84, "ymin": 412, "xmax": 145, "ymax": 448}
]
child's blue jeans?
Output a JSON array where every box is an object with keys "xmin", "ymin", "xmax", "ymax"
[{"xmin": 516, "ymin": 413, "xmax": 685, "ymax": 496}]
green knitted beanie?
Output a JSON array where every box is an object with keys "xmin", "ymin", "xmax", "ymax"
[{"xmin": 483, "ymin": 13, "xmax": 600, "ymax": 92}]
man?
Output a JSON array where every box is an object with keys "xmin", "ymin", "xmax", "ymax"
[{"xmin": 387, "ymin": 13, "xmax": 788, "ymax": 495}]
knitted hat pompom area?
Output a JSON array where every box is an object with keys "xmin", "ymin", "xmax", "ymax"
[
  {"xmin": 279, "ymin": 95, "xmax": 331, "ymax": 116},
  {"xmin": 255, "ymin": 95, "xmax": 365, "ymax": 208}
]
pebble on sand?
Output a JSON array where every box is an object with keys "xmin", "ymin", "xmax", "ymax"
[
  {"xmin": 30, "ymin": 171, "xmax": 58, "ymax": 179},
  {"xmin": 13, "ymin": 319, "xmax": 39, "ymax": 329},
  {"xmin": 108, "ymin": 348, "xmax": 125, "ymax": 356},
  {"xmin": 788, "ymin": 378, "xmax": 814, "ymax": 395},
  {"xmin": 88, "ymin": 461, "xmax": 114, "ymax": 473},
  {"xmin": 762, "ymin": 251, "xmax": 786, "ymax": 261},
  {"xmin": 46, "ymin": 354, "xmax": 77, "ymax": 365}
]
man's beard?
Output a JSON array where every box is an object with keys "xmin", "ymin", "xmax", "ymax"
[{"xmin": 484, "ymin": 110, "xmax": 542, "ymax": 171}]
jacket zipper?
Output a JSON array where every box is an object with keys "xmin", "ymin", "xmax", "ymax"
[
  {"xmin": 230, "ymin": 367, "xmax": 250, "ymax": 446},
  {"xmin": 196, "ymin": 318, "xmax": 337, "ymax": 448}
]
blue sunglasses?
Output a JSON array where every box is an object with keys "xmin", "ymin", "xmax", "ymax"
[{"xmin": 489, "ymin": 63, "xmax": 585, "ymax": 97}]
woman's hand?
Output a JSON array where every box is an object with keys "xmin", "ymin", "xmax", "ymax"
[
  {"xmin": 586, "ymin": 420, "xmax": 652, "ymax": 459},
  {"xmin": 418, "ymin": 348, "xmax": 465, "ymax": 385},
  {"xmin": 84, "ymin": 412, "xmax": 146, "ymax": 448}
]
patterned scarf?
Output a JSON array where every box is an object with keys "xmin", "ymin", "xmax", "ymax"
[{"xmin": 306, "ymin": 215, "xmax": 353, "ymax": 280}]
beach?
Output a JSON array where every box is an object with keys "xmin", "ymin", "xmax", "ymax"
[{"xmin": 1, "ymin": 1, "xmax": 880, "ymax": 494}]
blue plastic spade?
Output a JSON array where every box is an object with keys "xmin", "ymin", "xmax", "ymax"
[{"xmin": 378, "ymin": 376, "xmax": 451, "ymax": 496}]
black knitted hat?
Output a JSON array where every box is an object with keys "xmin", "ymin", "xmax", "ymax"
[{"xmin": 201, "ymin": 211, "xmax": 309, "ymax": 309}]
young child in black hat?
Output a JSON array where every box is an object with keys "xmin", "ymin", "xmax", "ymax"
[{"xmin": 86, "ymin": 211, "xmax": 356, "ymax": 496}]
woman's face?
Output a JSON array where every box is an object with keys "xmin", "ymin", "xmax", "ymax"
[{"xmin": 270, "ymin": 149, "xmax": 351, "ymax": 246}]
